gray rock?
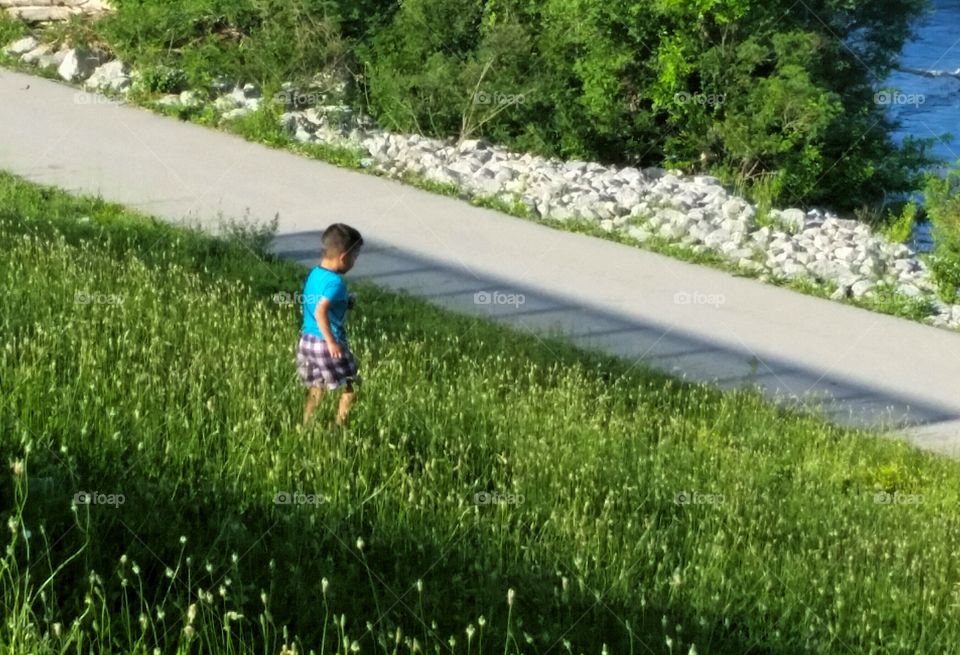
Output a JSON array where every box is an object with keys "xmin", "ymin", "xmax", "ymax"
[
  {"xmin": 751, "ymin": 226, "xmax": 773, "ymax": 246},
  {"xmin": 619, "ymin": 167, "xmax": 644, "ymax": 184},
  {"xmin": 693, "ymin": 175, "xmax": 722, "ymax": 186},
  {"xmin": 214, "ymin": 95, "xmax": 242, "ymax": 112},
  {"xmin": 58, "ymin": 48, "xmax": 104, "ymax": 82},
  {"xmin": 658, "ymin": 222, "xmax": 686, "ymax": 240},
  {"xmin": 156, "ymin": 94, "xmax": 181, "ymax": 107},
  {"xmin": 721, "ymin": 197, "xmax": 750, "ymax": 220},
  {"xmin": 726, "ymin": 247, "xmax": 754, "ymax": 260},
  {"xmin": 780, "ymin": 208, "xmax": 806, "ymax": 232},
  {"xmin": 85, "ymin": 60, "xmax": 131, "ymax": 93},
  {"xmin": 20, "ymin": 43, "xmax": 51, "ymax": 64},
  {"xmin": 703, "ymin": 229, "xmax": 731, "ymax": 248},
  {"xmin": 595, "ymin": 201, "xmax": 619, "ymax": 221},
  {"xmin": 893, "ymin": 259, "xmax": 920, "ymax": 273},
  {"xmin": 226, "ymin": 86, "xmax": 249, "ymax": 105},
  {"xmin": 892, "ymin": 244, "xmax": 913, "ymax": 258},
  {"xmin": 293, "ymin": 127, "xmax": 315, "ymax": 143},
  {"xmin": 179, "ymin": 90, "xmax": 205, "ymax": 106},
  {"xmin": 551, "ymin": 206, "xmax": 575, "ymax": 221},
  {"xmin": 221, "ymin": 106, "xmax": 253, "ymax": 121},
  {"xmin": 5, "ymin": 36, "xmax": 39, "ymax": 56},
  {"xmin": 674, "ymin": 192, "xmax": 699, "ymax": 210},
  {"xmin": 782, "ymin": 262, "xmax": 808, "ymax": 278},
  {"xmin": 616, "ymin": 188, "xmax": 642, "ymax": 210},
  {"xmin": 658, "ymin": 208, "xmax": 689, "ymax": 227},
  {"xmin": 858, "ymin": 256, "xmax": 882, "ymax": 277},
  {"xmin": 833, "ymin": 246, "xmax": 856, "ymax": 262},
  {"xmin": 898, "ymin": 283, "xmax": 923, "ymax": 298},
  {"xmin": 457, "ymin": 138, "xmax": 490, "ymax": 154},
  {"xmin": 851, "ymin": 279, "xmax": 875, "ymax": 298},
  {"xmin": 447, "ymin": 159, "xmax": 480, "ymax": 178},
  {"xmin": 424, "ymin": 167, "xmax": 456, "ymax": 185}
]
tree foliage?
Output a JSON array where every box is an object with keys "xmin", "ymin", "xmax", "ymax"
[{"xmin": 359, "ymin": 0, "xmax": 935, "ymax": 209}]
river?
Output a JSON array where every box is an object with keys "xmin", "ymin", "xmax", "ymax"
[
  {"xmin": 886, "ymin": 0, "xmax": 960, "ymax": 167},
  {"xmin": 883, "ymin": 0, "xmax": 959, "ymax": 250}
]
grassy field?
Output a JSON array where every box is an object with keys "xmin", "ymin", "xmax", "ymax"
[{"xmin": 2, "ymin": 171, "xmax": 960, "ymax": 654}]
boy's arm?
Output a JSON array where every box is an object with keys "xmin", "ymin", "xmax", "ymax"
[{"xmin": 314, "ymin": 298, "xmax": 343, "ymax": 358}]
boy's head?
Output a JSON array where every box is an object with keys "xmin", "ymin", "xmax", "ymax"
[{"xmin": 320, "ymin": 223, "xmax": 364, "ymax": 273}]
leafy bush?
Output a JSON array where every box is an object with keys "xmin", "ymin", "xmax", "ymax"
[
  {"xmin": 99, "ymin": 0, "xmax": 351, "ymax": 90},
  {"xmin": 0, "ymin": 11, "xmax": 28, "ymax": 46},
  {"xmin": 926, "ymin": 162, "xmax": 960, "ymax": 301},
  {"xmin": 359, "ymin": 0, "xmax": 934, "ymax": 210},
  {"xmin": 881, "ymin": 200, "xmax": 920, "ymax": 244},
  {"xmin": 135, "ymin": 63, "xmax": 189, "ymax": 93}
]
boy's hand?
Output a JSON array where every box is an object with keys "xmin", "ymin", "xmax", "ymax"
[{"xmin": 328, "ymin": 340, "xmax": 343, "ymax": 359}]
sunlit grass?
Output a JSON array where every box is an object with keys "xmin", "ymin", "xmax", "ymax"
[{"xmin": 2, "ymin": 172, "xmax": 960, "ymax": 654}]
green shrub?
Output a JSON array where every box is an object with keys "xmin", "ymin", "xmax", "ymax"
[
  {"xmin": 357, "ymin": 0, "xmax": 933, "ymax": 210},
  {"xmin": 925, "ymin": 162, "xmax": 960, "ymax": 301},
  {"xmin": 0, "ymin": 12, "xmax": 27, "ymax": 46},
  {"xmin": 99, "ymin": 0, "xmax": 350, "ymax": 91},
  {"xmin": 881, "ymin": 200, "xmax": 919, "ymax": 243},
  {"xmin": 136, "ymin": 64, "xmax": 189, "ymax": 93}
]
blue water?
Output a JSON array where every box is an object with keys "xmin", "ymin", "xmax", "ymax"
[
  {"xmin": 884, "ymin": 0, "xmax": 959, "ymax": 251},
  {"xmin": 886, "ymin": 0, "xmax": 960, "ymax": 166}
]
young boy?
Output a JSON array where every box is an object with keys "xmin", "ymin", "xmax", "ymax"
[{"xmin": 297, "ymin": 223, "xmax": 364, "ymax": 427}]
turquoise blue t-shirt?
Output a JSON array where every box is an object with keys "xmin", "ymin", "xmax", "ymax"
[{"xmin": 302, "ymin": 266, "xmax": 349, "ymax": 344}]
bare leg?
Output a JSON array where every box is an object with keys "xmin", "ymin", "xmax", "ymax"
[
  {"xmin": 336, "ymin": 383, "xmax": 355, "ymax": 426},
  {"xmin": 302, "ymin": 386, "xmax": 324, "ymax": 427}
]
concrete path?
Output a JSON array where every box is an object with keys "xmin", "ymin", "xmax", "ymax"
[{"xmin": 3, "ymin": 68, "xmax": 960, "ymax": 455}]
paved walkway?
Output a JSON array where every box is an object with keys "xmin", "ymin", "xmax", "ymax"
[{"xmin": 3, "ymin": 68, "xmax": 960, "ymax": 455}]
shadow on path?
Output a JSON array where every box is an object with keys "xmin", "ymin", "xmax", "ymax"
[{"xmin": 271, "ymin": 231, "xmax": 958, "ymax": 442}]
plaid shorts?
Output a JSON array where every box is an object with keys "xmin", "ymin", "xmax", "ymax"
[{"xmin": 295, "ymin": 333, "xmax": 360, "ymax": 389}]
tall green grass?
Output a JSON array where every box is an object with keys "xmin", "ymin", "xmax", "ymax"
[{"xmin": 2, "ymin": 172, "xmax": 960, "ymax": 654}]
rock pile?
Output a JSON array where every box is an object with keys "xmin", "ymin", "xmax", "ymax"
[{"xmin": 290, "ymin": 119, "xmax": 951, "ymax": 320}]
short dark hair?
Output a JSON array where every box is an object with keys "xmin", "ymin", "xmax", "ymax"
[{"xmin": 322, "ymin": 223, "xmax": 364, "ymax": 257}]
